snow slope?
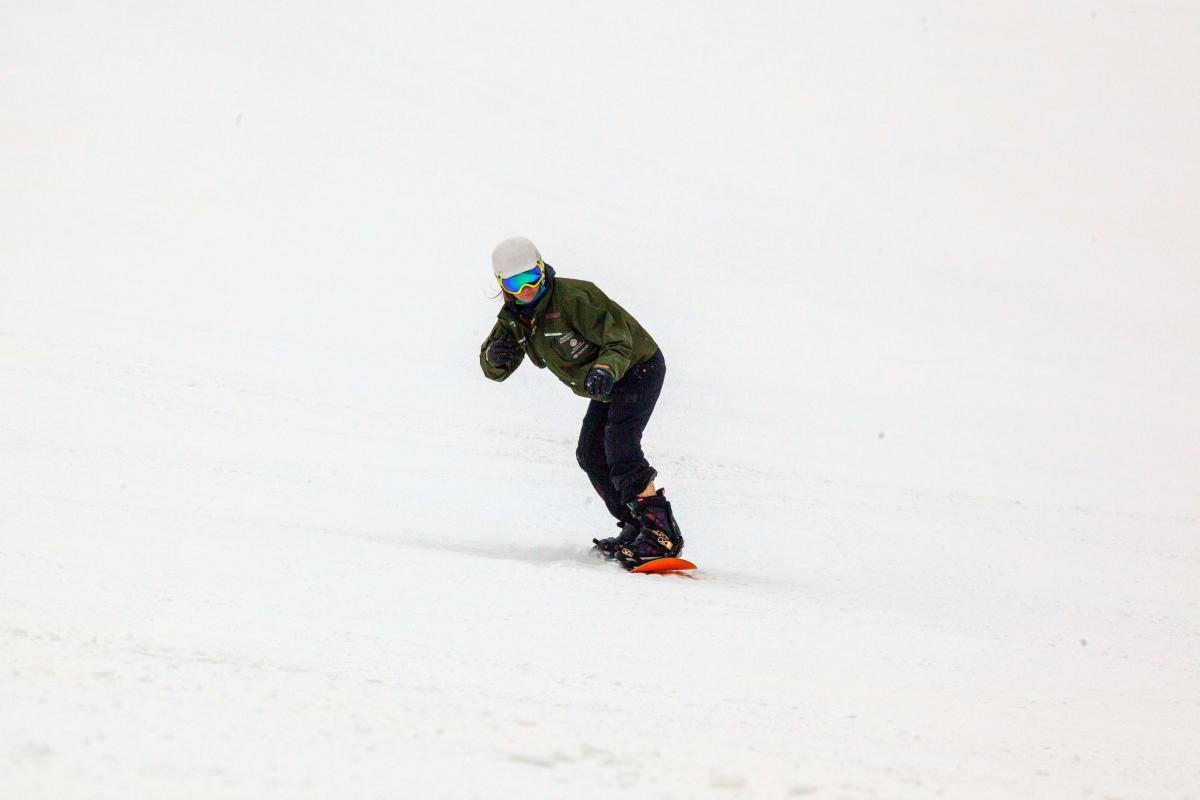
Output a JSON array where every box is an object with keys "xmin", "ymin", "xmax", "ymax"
[{"xmin": 3, "ymin": 2, "xmax": 1198, "ymax": 798}]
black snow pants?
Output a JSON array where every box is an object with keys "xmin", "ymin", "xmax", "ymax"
[{"xmin": 575, "ymin": 349, "xmax": 666, "ymax": 527}]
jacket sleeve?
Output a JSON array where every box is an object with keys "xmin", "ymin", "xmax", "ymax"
[
  {"xmin": 572, "ymin": 286, "xmax": 636, "ymax": 382},
  {"xmin": 479, "ymin": 320, "xmax": 525, "ymax": 381}
]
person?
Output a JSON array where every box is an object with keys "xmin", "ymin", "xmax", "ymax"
[{"xmin": 479, "ymin": 236, "xmax": 684, "ymax": 570}]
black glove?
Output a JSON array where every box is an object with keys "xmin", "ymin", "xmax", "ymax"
[
  {"xmin": 584, "ymin": 366, "xmax": 615, "ymax": 399},
  {"xmin": 486, "ymin": 335, "xmax": 518, "ymax": 368}
]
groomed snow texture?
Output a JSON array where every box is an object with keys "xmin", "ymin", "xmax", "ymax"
[{"xmin": 3, "ymin": 3, "xmax": 1198, "ymax": 798}]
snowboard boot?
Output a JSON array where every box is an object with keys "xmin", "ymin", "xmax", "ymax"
[
  {"xmin": 592, "ymin": 521, "xmax": 640, "ymax": 560},
  {"xmin": 615, "ymin": 489, "xmax": 685, "ymax": 570}
]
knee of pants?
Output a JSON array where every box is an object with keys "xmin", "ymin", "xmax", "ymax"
[{"xmin": 576, "ymin": 441, "xmax": 602, "ymax": 473}]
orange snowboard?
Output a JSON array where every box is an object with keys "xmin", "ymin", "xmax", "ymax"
[{"xmin": 631, "ymin": 558, "xmax": 697, "ymax": 574}]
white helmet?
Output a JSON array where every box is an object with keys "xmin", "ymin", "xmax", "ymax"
[{"xmin": 491, "ymin": 236, "xmax": 543, "ymax": 281}]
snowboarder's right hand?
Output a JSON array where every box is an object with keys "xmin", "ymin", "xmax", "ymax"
[{"xmin": 485, "ymin": 335, "xmax": 518, "ymax": 368}]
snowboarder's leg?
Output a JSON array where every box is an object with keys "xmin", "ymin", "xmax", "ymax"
[
  {"xmin": 602, "ymin": 350, "xmax": 665, "ymax": 506},
  {"xmin": 600, "ymin": 350, "xmax": 684, "ymax": 569},
  {"xmin": 576, "ymin": 398, "xmax": 638, "ymax": 529}
]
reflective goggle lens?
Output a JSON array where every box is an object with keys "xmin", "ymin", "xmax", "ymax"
[{"xmin": 500, "ymin": 265, "xmax": 543, "ymax": 294}]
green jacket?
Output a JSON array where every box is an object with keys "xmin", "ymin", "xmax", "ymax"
[{"xmin": 479, "ymin": 266, "xmax": 659, "ymax": 400}]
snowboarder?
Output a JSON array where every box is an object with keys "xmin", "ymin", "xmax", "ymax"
[{"xmin": 479, "ymin": 236, "xmax": 684, "ymax": 570}]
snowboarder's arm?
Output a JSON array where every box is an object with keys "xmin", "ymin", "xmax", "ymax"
[
  {"xmin": 479, "ymin": 322, "xmax": 525, "ymax": 381},
  {"xmin": 572, "ymin": 289, "xmax": 635, "ymax": 382}
]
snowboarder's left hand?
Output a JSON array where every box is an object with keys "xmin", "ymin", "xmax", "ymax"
[{"xmin": 584, "ymin": 366, "xmax": 614, "ymax": 399}]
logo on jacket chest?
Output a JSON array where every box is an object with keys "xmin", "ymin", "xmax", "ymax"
[{"xmin": 541, "ymin": 328, "xmax": 596, "ymax": 361}]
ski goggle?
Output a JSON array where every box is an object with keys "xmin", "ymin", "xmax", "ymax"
[{"xmin": 498, "ymin": 262, "xmax": 544, "ymax": 294}]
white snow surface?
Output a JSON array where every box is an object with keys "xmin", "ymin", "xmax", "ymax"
[{"xmin": 3, "ymin": 2, "xmax": 1199, "ymax": 798}]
